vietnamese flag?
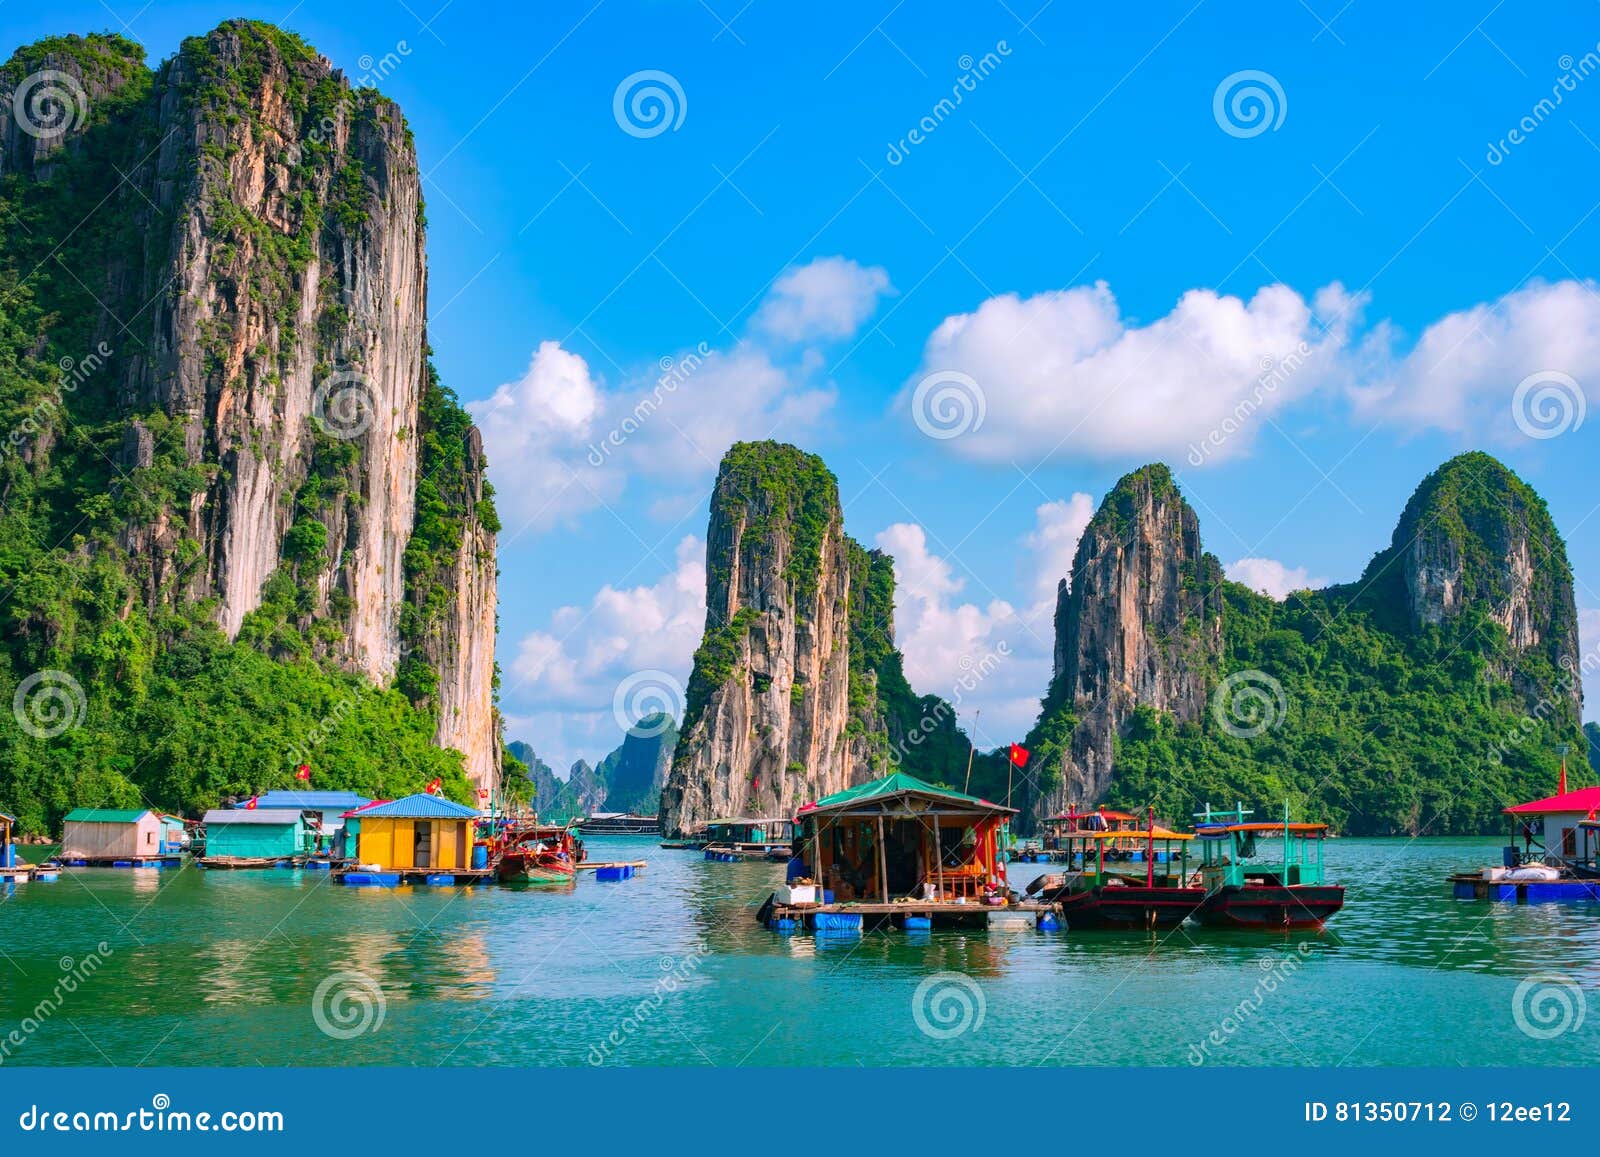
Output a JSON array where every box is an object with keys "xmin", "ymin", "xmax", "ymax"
[
  {"xmin": 1008, "ymin": 743, "xmax": 1030, "ymax": 768},
  {"xmin": 245, "ymin": 795, "xmax": 259, "ymax": 810},
  {"xmin": 425, "ymin": 777, "xmax": 443, "ymax": 796},
  {"xmin": 295, "ymin": 763, "xmax": 312, "ymax": 781}
]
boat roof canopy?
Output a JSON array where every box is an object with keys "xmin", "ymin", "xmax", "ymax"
[
  {"xmin": 1196, "ymin": 822, "xmax": 1329, "ymax": 835},
  {"xmin": 802, "ymin": 772, "xmax": 1017, "ymax": 817},
  {"xmin": 1062, "ymin": 826, "xmax": 1192, "ymax": 841}
]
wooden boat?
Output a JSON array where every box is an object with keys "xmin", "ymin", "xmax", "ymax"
[
  {"xmin": 494, "ymin": 823, "xmax": 584, "ymax": 884},
  {"xmin": 1191, "ymin": 804, "xmax": 1343, "ymax": 930},
  {"xmin": 1036, "ymin": 811, "xmax": 1205, "ymax": 930},
  {"xmin": 701, "ymin": 817, "xmax": 795, "ymax": 861},
  {"xmin": 578, "ymin": 812, "xmax": 661, "ymax": 835}
]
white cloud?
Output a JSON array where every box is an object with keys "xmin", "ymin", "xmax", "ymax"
[
  {"xmin": 873, "ymin": 497, "xmax": 1095, "ymax": 746},
  {"xmin": 502, "ymin": 536, "xmax": 707, "ymax": 769},
  {"xmin": 906, "ymin": 281, "xmax": 1342, "ymax": 465},
  {"xmin": 754, "ymin": 256, "xmax": 893, "ymax": 342},
  {"xmin": 1226, "ymin": 557, "xmax": 1327, "ymax": 600},
  {"xmin": 1348, "ymin": 280, "xmax": 1600, "ymax": 439},
  {"xmin": 471, "ymin": 341, "xmax": 835, "ymax": 533}
]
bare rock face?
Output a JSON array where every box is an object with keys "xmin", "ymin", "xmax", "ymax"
[
  {"xmin": 0, "ymin": 24, "xmax": 500, "ymax": 789},
  {"xmin": 1030, "ymin": 465, "xmax": 1223, "ymax": 824},
  {"xmin": 660, "ymin": 443, "xmax": 868, "ymax": 836}
]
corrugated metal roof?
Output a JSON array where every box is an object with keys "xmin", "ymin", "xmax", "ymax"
[
  {"xmin": 354, "ymin": 794, "xmax": 479, "ymax": 819},
  {"xmin": 234, "ymin": 790, "xmax": 373, "ymax": 810},
  {"xmin": 805, "ymin": 772, "xmax": 1016, "ymax": 815},
  {"xmin": 63, "ymin": 808, "xmax": 151, "ymax": 823},
  {"xmin": 203, "ymin": 809, "xmax": 308, "ymax": 826}
]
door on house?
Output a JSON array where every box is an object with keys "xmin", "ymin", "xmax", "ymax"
[
  {"xmin": 414, "ymin": 822, "xmax": 432, "ymax": 868},
  {"xmin": 1563, "ymin": 827, "xmax": 1578, "ymax": 857}
]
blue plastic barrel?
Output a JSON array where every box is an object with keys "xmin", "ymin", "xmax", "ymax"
[
  {"xmin": 1037, "ymin": 914, "xmax": 1061, "ymax": 931},
  {"xmin": 771, "ymin": 917, "xmax": 797, "ymax": 932},
  {"xmin": 903, "ymin": 916, "xmax": 932, "ymax": 930},
  {"xmin": 815, "ymin": 912, "xmax": 862, "ymax": 932},
  {"xmin": 424, "ymin": 873, "xmax": 454, "ymax": 886},
  {"xmin": 472, "ymin": 844, "xmax": 488, "ymax": 869}
]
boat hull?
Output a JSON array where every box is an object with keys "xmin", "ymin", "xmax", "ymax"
[
  {"xmin": 496, "ymin": 854, "xmax": 576, "ymax": 885},
  {"xmin": 1048, "ymin": 885, "xmax": 1207, "ymax": 930},
  {"xmin": 1194, "ymin": 884, "xmax": 1344, "ymax": 929}
]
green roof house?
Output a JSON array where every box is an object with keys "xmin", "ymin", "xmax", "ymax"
[{"xmin": 61, "ymin": 808, "xmax": 186, "ymax": 863}]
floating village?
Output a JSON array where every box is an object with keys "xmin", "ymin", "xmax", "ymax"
[{"xmin": 3, "ymin": 754, "xmax": 1597, "ymax": 935}]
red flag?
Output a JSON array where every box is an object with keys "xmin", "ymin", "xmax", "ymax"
[
  {"xmin": 1008, "ymin": 743, "xmax": 1030, "ymax": 768},
  {"xmin": 295, "ymin": 763, "xmax": 311, "ymax": 781},
  {"xmin": 425, "ymin": 777, "xmax": 442, "ymax": 796},
  {"xmin": 245, "ymin": 796, "xmax": 259, "ymax": 810},
  {"xmin": 477, "ymin": 788, "xmax": 489, "ymax": 801},
  {"xmin": 1559, "ymin": 752, "xmax": 1568, "ymax": 796}
]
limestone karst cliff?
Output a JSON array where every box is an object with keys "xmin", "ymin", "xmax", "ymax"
[
  {"xmin": 660, "ymin": 442, "xmax": 971, "ymax": 836},
  {"xmin": 1020, "ymin": 452, "xmax": 1587, "ymax": 836},
  {"xmin": 0, "ymin": 23, "xmax": 499, "ymax": 820}
]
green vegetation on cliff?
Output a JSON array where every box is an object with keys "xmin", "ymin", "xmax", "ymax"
[{"xmin": 0, "ymin": 25, "xmax": 488, "ymax": 831}]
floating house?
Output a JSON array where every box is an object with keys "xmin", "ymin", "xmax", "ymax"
[
  {"xmin": 0, "ymin": 811, "xmax": 29, "ymax": 880},
  {"xmin": 1451, "ymin": 784, "xmax": 1600, "ymax": 901},
  {"xmin": 200, "ymin": 809, "xmax": 314, "ymax": 867},
  {"xmin": 762, "ymin": 772, "xmax": 1046, "ymax": 930},
  {"xmin": 703, "ymin": 817, "xmax": 795, "ymax": 860},
  {"xmin": 342, "ymin": 794, "xmax": 485, "ymax": 884},
  {"xmin": 60, "ymin": 808, "xmax": 186, "ymax": 866},
  {"xmin": 232, "ymin": 790, "xmax": 372, "ymax": 857}
]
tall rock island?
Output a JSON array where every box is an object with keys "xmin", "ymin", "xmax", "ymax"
[
  {"xmin": 660, "ymin": 442, "xmax": 971, "ymax": 836},
  {"xmin": 0, "ymin": 23, "xmax": 498, "ymax": 825}
]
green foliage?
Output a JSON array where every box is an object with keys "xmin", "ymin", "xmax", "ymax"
[
  {"xmin": 713, "ymin": 441, "xmax": 839, "ymax": 610},
  {"xmin": 678, "ymin": 607, "xmax": 759, "ymax": 736}
]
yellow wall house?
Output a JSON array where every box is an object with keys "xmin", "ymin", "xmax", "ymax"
[{"xmin": 349, "ymin": 795, "xmax": 479, "ymax": 871}]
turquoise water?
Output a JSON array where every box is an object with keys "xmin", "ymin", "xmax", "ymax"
[{"xmin": 2, "ymin": 836, "xmax": 1598, "ymax": 1066}]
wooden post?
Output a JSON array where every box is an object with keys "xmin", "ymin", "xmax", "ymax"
[
  {"xmin": 877, "ymin": 815, "xmax": 889, "ymax": 904},
  {"xmin": 935, "ymin": 818, "xmax": 945, "ymax": 902},
  {"xmin": 963, "ymin": 709, "xmax": 980, "ymax": 793},
  {"xmin": 1146, "ymin": 805, "xmax": 1155, "ymax": 888}
]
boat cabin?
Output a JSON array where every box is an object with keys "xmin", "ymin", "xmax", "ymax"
[
  {"xmin": 793, "ymin": 772, "xmax": 1016, "ymax": 903},
  {"xmin": 1053, "ymin": 824, "xmax": 1194, "ymax": 886},
  {"xmin": 703, "ymin": 817, "xmax": 795, "ymax": 857},
  {"xmin": 1192, "ymin": 804, "xmax": 1329, "ymax": 890},
  {"xmin": 345, "ymin": 794, "xmax": 480, "ymax": 872},
  {"xmin": 1041, "ymin": 807, "xmax": 1141, "ymax": 851}
]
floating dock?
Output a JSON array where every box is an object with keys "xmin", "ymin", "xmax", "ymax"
[
  {"xmin": 60, "ymin": 856, "xmax": 182, "ymax": 868},
  {"xmin": 760, "ymin": 899, "xmax": 1061, "ymax": 931},
  {"xmin": 1450, "ymin": 873, "xmax": 1600, "ymax": 902},
  {"xmin": 336, "ymin": 867, "xmax": 495, "ymax": 887}
]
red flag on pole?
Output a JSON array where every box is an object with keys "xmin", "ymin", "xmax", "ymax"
[
  {"xmin": 295, "ymin": 763, "xmax": 311, "ymax": 781},
  {"xmin": 1008, "ymin": 743, "xmax": 1030, "ymax": 768},
  {"xmin": 477, "ymin": 788, "xmax": 489, "ymax": 801},
  {"xmin": 1559, "ymin": 752, "xmax": 1568, "ymax": 796},
  {"xmin": 425, "ymin": 777, "xmax": 442, "ymax": 796},
  {"xmin": 245, "ymin": 795, "xmax": 259, "ymax": 810}
]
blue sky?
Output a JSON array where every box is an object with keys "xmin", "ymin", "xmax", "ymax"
[{"xmin": 17, "ymin": 0, "xmax": 1600, "ymax": 771}]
